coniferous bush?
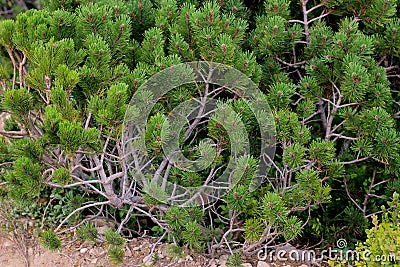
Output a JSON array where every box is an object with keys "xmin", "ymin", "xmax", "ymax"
[{"xmin": 0, "ymin": 0, "xmax": 399, "ymax": 260}]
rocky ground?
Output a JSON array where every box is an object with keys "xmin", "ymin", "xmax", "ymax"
[
  {"xmin": 0, "ymin": 232, "xmax": 315, "ymax": 267},
  {"xmin": 0, "ymin": 201, "xmax": 322, "ymax": 267}
]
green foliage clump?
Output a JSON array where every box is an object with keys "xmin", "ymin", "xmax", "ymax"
[
  {"xmin": 354, "ymin": 192, "xmax": 400, "ymax": 266},
  {"xmin": 105, "ymin": 228, "xmax": 126, "ymax": 266},
  {"xmin": 0, "ymin": 0, "xmax": 399, "ymax": 259},
  {"xmin": 77, "ymin": 222, "xmax": 98, "ymax": 243},
  {"xmin": 165, "ymin": 206, "xmax": 207, "ymax": 252},
  {"xmin": 226, "ymin": 253, "xmax": 243, "ymax": 267},
  {"xmin": 40, "ymin": 230, "xmax": 62, "ymax": 252}
]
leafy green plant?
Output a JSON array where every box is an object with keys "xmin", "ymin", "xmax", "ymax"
[
  {"xmin": 165, "ymin": 206, "xmax": 208, "ymax": 252},
  {"xmin": 226, "ymin": 253, "xmax": 243, "ymax": 267},
  {"xmin": 166, "ymin": 244, "xmax": 185, "ymax": 259},
  {"xmin": 40, "ymin": 230, "xmax": 61, "ymax": 252},
  {"xmin": 108, "ymin": 245, "xmax": 125, "ymax": 266},
  {"xmin": 354, "ymin": 192, "xmax": 400, "ymax": 266},
  {"xmin": 76, "ymin": 222, "xmax": 98, "ymax": 243},
  {"xmin": 105, "ymin": 228, "xmax": 126, "ymax": 266}
]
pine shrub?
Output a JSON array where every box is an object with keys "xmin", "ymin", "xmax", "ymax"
[{"xmin": 0, "ymin": 0, "xmax": 399, "ymax": 259}]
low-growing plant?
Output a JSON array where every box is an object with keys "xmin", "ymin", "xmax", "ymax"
[
  {"xmin": 166, "ymin": 244, "xmax": 185, "ymax": 259},
  {"xmin": 76, "ymin": 221, "xmax": 98, "ymax": 243},
  {"xmin": 40, "ymin": 230, "xmax": 62, "ymax": 252},
  {"xmin": 226, "ymin": 253, "xmax": 243, "ymax": 267},
  {"xmin": 105, "ymin": 228, "xmax": 126, "ymax": 266},
  {"xmin": 354, "ymin": 192, "xmax": 400, "ymax": 266},
  {"xmin": 76, "ymin": 223, "xmax": 126, "ymax": 266}
]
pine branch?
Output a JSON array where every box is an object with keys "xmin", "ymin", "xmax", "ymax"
[
  {"xmin": 5, "ymin": 46, "xmax": 17, "ymax": 90},
  {"xmin": 306, "ymin": 2, "xmax": 326, "ymax": 14},
  {"xmin": 55, "ymin": 200, "xmax": 110, "ymax": 232},
  {"xmin": 328, "ymin": 133, "xmax": 357, "ymax": 141},
  {"xmin": 301, "ymin": 0, "xmax": 310, "ymax": 43},
  {"xmin": 44, "ymin": 179, "xmax": 102, "ymax": 189},
  {"xmin": 18, "ymin": 52, "xmax": 27, "ymax": 89},
  {"xmin": 341, "ymin": 156, "xmax": 371, "ymax": 165},
  {"xmin": 110, "ymin": 24, "xmax": 125, "ymax": 50},
  {"xmin": 275, "ymin": 56, "xmax": 306, "ymax": 67}
]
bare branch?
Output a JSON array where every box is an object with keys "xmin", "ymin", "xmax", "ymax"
[{"xmin": 55, "ymin": 201, "xmax": 110, "ymax": 232}]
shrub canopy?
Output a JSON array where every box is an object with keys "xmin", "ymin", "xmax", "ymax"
[{"xmin": 0, "ymin": 0, "xmax": 399, "ymax": 256}]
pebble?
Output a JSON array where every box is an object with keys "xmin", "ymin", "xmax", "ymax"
[
  {"xmin": 242, "ymin": 263, "xmax": 253, "ymax": 267},
  {"xmin": 124, "ymin": 248, "xmax": 132, "ymax": 257},
  {"xmin": 131, "ymin": 245, "xmax": 142, "ymax": 251},
  {"xmin": 219, "ymin": 255, "xmax": 229, "ymax": 260},
  {"xmin": 143, "ymin": 254, "xmax": 153, "ymax": 266},
  {"xmin": 80, "ymin": 248, "xmax": 88, "ymax": 254},
  {"xmin": 157, "ymin": 249, "xmax": 166, "ymax": 258},
  {"xmin": 219, "ymin": 254, "xmax": 228, "ymax": 267},
  {"xmin": 257, "ymin": 261, "xmax": 271, "ymax": 267},
  {"xmin": 186, "ymin": 255, "xmax": 193, "ymax": 261}
]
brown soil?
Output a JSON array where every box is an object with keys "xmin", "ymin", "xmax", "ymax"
[
  {"xmin": 0, "ymin": 234, "xmax": 211, "ymax": 267},
  {"xmin": 0, "ymin": 231, "xmax": 312, "ymax": 267}
]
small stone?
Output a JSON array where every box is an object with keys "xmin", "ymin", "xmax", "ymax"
[
  {"xmin": 257, "ymin": 261, "xmax": 271, "ymax": 267},
  {"xmin": 91, "ymin": 258, "xmax": 98, "ymax": 264},
  {"xmin": 242, "ymin": 263, "xmax": 253, "ymax": 267},
  {"xmin": 125, "ymin": 248, "xmax": 132, "ymax": 257},
  {"xmin": 157, "ymin": 249, "xmax": 168, "ymax": 259},
  {"xmin": 131, "ymin": 245, "xmax": 142, "ymax": 251},
  {"xmin": 186, "ymin": 255, "xmax": 193, "ymax": 261},
  {"xmin": 143, "ymin": 254, "xmax": 153, "ymax": 266},
  {"xmin": 219, "ymin": 255, "xmax": 229, "ymax": 260},
  {"xmin": 80, "ymin": 248, "xmax": 88, "ymax": 254},
  {"xmin": 219, "ymin": 255, "xmax": 228, "ymax": 267}
]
